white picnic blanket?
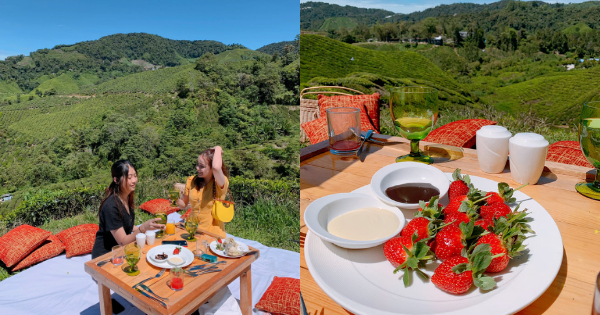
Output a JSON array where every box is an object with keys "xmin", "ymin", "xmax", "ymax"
[{"xmin": 0, "ymin": 212, "xmax": 300, "ymax": 314}]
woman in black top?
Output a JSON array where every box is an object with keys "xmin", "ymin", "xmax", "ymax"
[{"xmin": 91, "ymin": 160, "xmax": 164, "ymax": 259}]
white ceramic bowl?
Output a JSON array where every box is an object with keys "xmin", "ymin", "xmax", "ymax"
[
  {"xmin": 304, "ymin": 193, "xmax": 405, "ymax": 249},
  {"xmin": 370, "ymin": 162, "xmax": 449, "ymax": 210},
  {"xmin": 167, "ymin": 255, "xmax": 186, "ymax": 266}
]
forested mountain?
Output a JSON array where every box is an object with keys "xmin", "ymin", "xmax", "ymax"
[
  {"xmin": 257, "ymin": 39, "xmax": 298, "ymax": 55},
  {"xmin": 301, "ymin": 1, "xmax": 396, "ymax": 31}
]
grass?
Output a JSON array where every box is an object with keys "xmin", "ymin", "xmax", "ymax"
[
  {"xmin": 214, "ymin": 49, "xmax": 269, "ymax": 64},
  {"xmin": 318, "ymin": 17, "xmax": 357, "ymax": 31}
]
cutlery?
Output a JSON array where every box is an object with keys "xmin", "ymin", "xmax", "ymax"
[
  {"xmin": 356, "ymin": 129, "xmax": 373, "ymax": 156},
  {"xmin": 189, "ymin": 261, "xmax": 226, "ymax": 270},
  {"xmin": 136, "ymin": 288, "xmax": 167, "ymax": 308},
  {"xmin": 137, "ymin": 283, "xmax": 169, "ymax": 301},
  {"xmin": 184, "ymin": 269, "xmax": 222, "ymax": 277},
  {"xmin": 96, "ymin": 258, "xmax": 111, "ymax": 267},
  {"xmin": 133, "ymin": 268, "xmax": 166, "ymax": 289}
]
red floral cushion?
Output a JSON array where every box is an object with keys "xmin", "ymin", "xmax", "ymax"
[
  {"xmin": 255, "ymin": 277, "xmax": 300, "ymax": 315},
  {"xmin": 139, "ymin": 199, "xmax": 180, "ymax": 215},
  {"xmin": 63, "ymin": 229, "xmax": 97, "ymax": 258},
  {"xmin": 318, "ymin": 93, "xmax": 380, "ymax": 131},
  {"xmin": 12, "ymin": 235, "xmax": 65, "ymax": 271},
  {"xmin": 301, "ymin": 104, "xmax": 377, "ymax": 145},
  {"xmin": 0, "ymin": 225, "xmax": 52, "ymax": 268},
  {"xmin": 425, "ymin": 119, "xmax": 497, "ymax": 148},
  {"xmin": 56, "ymin": 223, "xmax": 99, "ymax": 244},
  {"xmin": 547, "ymin": 141, "xmax": 593, "ymax": 168}
]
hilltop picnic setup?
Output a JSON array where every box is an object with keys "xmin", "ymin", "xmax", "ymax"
[{"xmin": 299, "ymin": 87, "xmax": 600, "ymax": 314}]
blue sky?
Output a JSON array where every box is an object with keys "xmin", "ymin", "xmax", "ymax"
[
  {"xmin": 0, "ymin": 0, "xmax": 299, "ymax": 60},
  {"xmin": 301, "ymin": 0, "xmax": 593, "ymax": 14}
]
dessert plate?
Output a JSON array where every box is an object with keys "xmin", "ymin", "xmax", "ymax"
[
  {"xmin": 146, "ymin": 245, "xmax": 194, "ymax": 269},
  {"xmin": 304, "ymin": 174, "xmax": 563, "ymax": 315},
  {"xmin": 209, "ymin": 240, "xmax": 250, "ymax": 258}
]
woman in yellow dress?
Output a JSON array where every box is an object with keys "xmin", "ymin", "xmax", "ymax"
[{"xmin": 176, "ymin": 146, "xmax": 229, "ymax": 238}]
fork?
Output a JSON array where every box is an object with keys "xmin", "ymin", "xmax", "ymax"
[
  {"xmin": 136, "ymin": 288, "xmax": 167, "ymax": 307},
  {"xmin": 133, "ymin": 268, "xmax": 166, "ymax": 289},
  {"xmin": 137, "ymin": 283, "xmax": 169, "ymax": 301}
]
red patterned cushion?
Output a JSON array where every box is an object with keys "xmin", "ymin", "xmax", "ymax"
[
  {"xmin": 0, "ymin": 225, "xmax": 52, "ymax": 268},
  {"xmin": 12, "ymin": 235, "xmax": 65, "ymax": 271},
  {"xmin": 64, "ymin": 229, "xmax": 97, "ymax": 258},
  {"xmin": 425, "ymin": 119, "xmax": 497, "ymax": 148},
  {"xmin": 301, "ymin": 105, "xmax": 377, "ymax": 145},
  {"xmin": 139, "ymin": 199, "xmax": 180, "ymax": 215},
  {"xmin": 255, "ymin": 277, "xmax": 300, "ymax": 315},
  {"xmin": 318, "ymin": 93, "xmax": 380, "ymax": 131},
  {"xmin": 56, "ymin": 223, "xmax": 99, "ymax": 244},
  {"xmin": 547, "ymin": 141, "xmax": 593, "ymax": 168}
]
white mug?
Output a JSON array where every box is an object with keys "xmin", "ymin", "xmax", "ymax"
[
  {"xmin": 145, "ymin": 231, "xmax": 156, "ymax": 246},
  {"xmin": 136, "ymin": 233, "xmax": 146, "ymax": 248},
  {"xmin": 509, "ymin": 133, "xmax": 549, "ymax": 185},
  {"xmin": 476, "ymin": 125, "xmax": 511, "ymax": 173}
]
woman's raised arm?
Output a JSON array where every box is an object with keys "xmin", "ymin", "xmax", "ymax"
[{"xmin": 212, "ymin": 146, "xmax": 226, "ymax": 189}]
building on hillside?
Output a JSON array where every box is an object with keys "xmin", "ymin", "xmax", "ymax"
[
  {"xmin": 1, "ymin": 194, "xmax": 12, "ymax": 202},
  {"xmin": 433, "ymin": 36, "xmax": 445, "ymax": 45},
  {"xmin": 459, "ymin": 31, "xmax": 469, "ymax": 39}
]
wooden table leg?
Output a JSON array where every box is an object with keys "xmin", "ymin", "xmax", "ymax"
[
  {"xmin": 98, "ymin": 281, "xmax": 112, "ymax": 315},
  {"xmin": 240, "ymin": 267, "xmax": 252, "ymax": 315}
]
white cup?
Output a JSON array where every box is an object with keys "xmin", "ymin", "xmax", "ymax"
[
  {"xmin": 509, "ymin": 133, "xmax": 549, "ymax": 185},
  {"xmin": 136, "ymin": 233, "xmax": 146, "ymax": 248},
  {"xmin": 476, "ymin": 125, "xmax": 512, "ymax": 173},
  {"xmin": 145, "ymin": 231, "xmax": 156, "ymax": 246}
]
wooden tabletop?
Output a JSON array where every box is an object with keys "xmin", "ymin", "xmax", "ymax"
[
  {"xmin": 85, "ymin": 227, "xmax": 259, "ymax": 315},
  {"xmin": 300, "ymin": 134, "xmax": 599, "ymax": 315}
]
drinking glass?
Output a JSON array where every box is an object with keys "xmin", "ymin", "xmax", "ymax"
[
  {"xmin": 326, "ymin": 107, "xmax": 361, "ymax": 156},
  {"xmin": 184, "ymin": 217, "xmax": 199, "ymax": 242},
  {"xmin": 169, "ymin": 267, "xmax": 184, "ymax": 291},
  {"xmin": 123, "ymin": 243, "xmax": 141, "ymax": 276},
  {"xmin": 389, "ymin": 86, "xmax": 438, "ymax": 164},
  {"xmin": 166, "ymin": 219, "xmax": 176, "ymax": 236},
  {"xmin": 576, "ymin": 101, "xmax": 600, "ymax": 200},
  {"xmin": 112, "ymin": 245, "xmax": 124, "ymax": 266},
  {"xmin": 154, "ymin": 210, "xmax": 167, "ymax": 239},
  {"xmin": 168, "ymin": 189, "xmax": 179, "ymax": 207}
]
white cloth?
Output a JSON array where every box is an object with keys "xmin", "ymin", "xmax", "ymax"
[{"xmin": 0, "ymin": 212, "xmax": 300, "ymax": 315}]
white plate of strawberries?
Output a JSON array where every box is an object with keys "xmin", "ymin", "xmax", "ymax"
[{"xmin": 304, "ymin": 170, "xmax": 563, "ymax": 315}]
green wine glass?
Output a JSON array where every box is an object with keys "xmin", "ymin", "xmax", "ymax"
[
  {"xmin": 154, "ymin": 210, "xmax": 167, "ymax": 239},
  {"xmin": 168, "ymin": 189, "xmax": 179, "ymax": 207},
  {"xmin": 123, "ymin": 243, "xmax": 141, "ymax": 276},
  {"xmin": 184, "ymin": 219, "xmax": 199, "ymax": 242},
  {"xmin": 576, "ymin": 101, "xmax": 600, "ymax": 200},
  {"xmin": 389, "ymin": 86, "xmax": 438, "ymax": 164}
]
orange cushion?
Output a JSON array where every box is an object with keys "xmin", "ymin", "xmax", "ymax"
[
  {"xmin": 0, "ymin": 225, "xmax": 52, "ymax": 267},
  {"xmin": 139, "ymin": 199, "xmax": 180, "ymax": 215},
  {"xmin": 301, "ymin": 105, "xmax": 377, "ymax": 145},
  {"xmin": 318, "ymin": 93, "xmax": 380, "ymax": 131},
  {"xmin": 425, "ymin": 119, "xmax": 497, "ymax": 148},
  {"xmin": 255, "ymin": 277, "xmax": 300, "ymax": 315},
  {"xmin": 12, "ymin": 235, "xmax": 65, "ymax": 271},
  {"xmin": 56, "ymin": 223, "xmax": 99, "ymax": 244},
  {"xmin": 63, "ymin": 229, "xmax": 97, "ymax": 258},
  {"xmin": 547, "ymin": 141, "xmax": 593, "ymax": 168}
]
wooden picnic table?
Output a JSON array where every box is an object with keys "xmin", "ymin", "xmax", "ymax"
[
  {"xmin": 85, "ymin": 227, "xmax": 259, "ymax": 315},
  {"xmin": 300, "ymin": 134, "xmax": 599, "ymax": 315}
]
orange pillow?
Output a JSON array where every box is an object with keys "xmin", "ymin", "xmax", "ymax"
[
  {"xmin": 139, "ymin": 199, "xmax": 180, "ymax": 215},
  {"xmin": 318, "ymin": 93, "xmax": 380, "ymax": 131},
  {"xmin": 255, "ymin": 277, "xmax": 300, "ymax": 315},
  {"xmin": 301, "ymin": 105, "xmax": 377, "ymax": 145},
  {"xmin": 425, "ymin": 119, "xmax": 497, "ymax": 148},
  {"xmin": 56, "ymin": 223, "xmax": 99, "ymax": 244},
  {"xmin": 0, "ymin": 225, "xmax": 52, "ymax": 268},
  {"xmin": 12, "ymin": 235, "xmax": 65, "ymax": 271},
  {"xmin": 547, "ymin": 141, "xmax": 593, "ymax": 168},
  {"xmin": 63, "ymin": 229, "xmax": 97, "ymax": 258}
]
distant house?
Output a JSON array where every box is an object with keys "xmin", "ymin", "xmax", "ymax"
[
  {"xmin": 1, "ymin": 194, "xmax": 12, "ymax": 202},
  {"xmin": 459, "ymin": 31, "xmax": 469, "ymax": 39},
  {"xmin": 433, "ymin": 36, "xmax": 445, "ymax": 45}
]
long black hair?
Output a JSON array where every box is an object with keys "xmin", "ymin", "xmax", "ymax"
[
  {"xmin": 193, "ymin": 148, "xmax": 229, "ymax": 191},
  {"xmin": 98, "ymin": 160, "xmax": 136, "ymax": 220}
]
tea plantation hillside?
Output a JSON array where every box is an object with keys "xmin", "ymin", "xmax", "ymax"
[{"xmin": 300, "ymin": 34, "xmax": 468, "ymax": 96}]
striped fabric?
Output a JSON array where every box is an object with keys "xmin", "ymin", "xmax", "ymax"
[
  {"xmin": 139, "ymin": 199, "xmax": 180, "ymax": 215},
  {"xmin": 12, "ymin": 235, "xmax": 65, "ymax": 271},
  {"xmin": 318, "ymin": 93, "xmax": 380, "ymax": 131},
  {"xmin": 255, "ymin": 277, "xmax": 300, "ymax": 315},
  {"xmin": 425, "ymin": 119, "xmax": 497, "ymax": 148},
  {"xmin": 301, "ymin": 103, "xmax": 377, "ymax": 145},
  {"xmin": 547, "ymin": 141, "xmax": 593, "ymax": 168},
  {"xmin": 0, "ymin": 225, "xmax": 51, "ymax": 268}
]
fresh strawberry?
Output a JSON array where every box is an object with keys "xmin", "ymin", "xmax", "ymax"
[
  {"xmin": 217, "ymin": 238, "xmax": 222, "ymax": 244},
  {"xmin": 474, "ymin": 218, "xmax": 492, "ymax": 231},
  {"xmin": 173, "ymin": 246, "xmax": 181, "ymax": 255},
  {"xmin": 475, "ymin": 233, "xmax": 509, "ymax": 272},
  {"xmin": 431, "ymin": 244, "xmax": 498, "ymax": 294},
  {"xmin": 480, "ymin": 202, "xmax": 512, "ymax": 221},
  {"xmin": 448, "ymin": 169, "xmax": 472, "ymax": 200},
  {"xmin": 401, "ymin": 217, "xmax": 431, "ymax": 242},
  {"xmin": 442, "ymin": 199, "xmax": 463, "ymax": 216},
  {"xmin": 434, "ymin": 221, "xmax": 483, "ymax": 261},
  {"xmin": 485, "ymin": 192, "xmax": 504, "ymax": 205},
  {"xmin": 444, "ymin": 211, "xmax": 470, "ymax": 228},
  {"xmin": 383, "ymin": 235, "xmax": 434, "ymax": 287}
]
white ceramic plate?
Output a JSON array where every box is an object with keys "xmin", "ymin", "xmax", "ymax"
[
  {"xmin": 146, "ymin": 245, "xmax": 194, "ymax": 269},
  {"xmin": 209, "ymin": 240, "xmax": 249, "ymax": 258},
  {"xmin": 304, "ymin": 174, "xmax": 563, "ymax": 315}
]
